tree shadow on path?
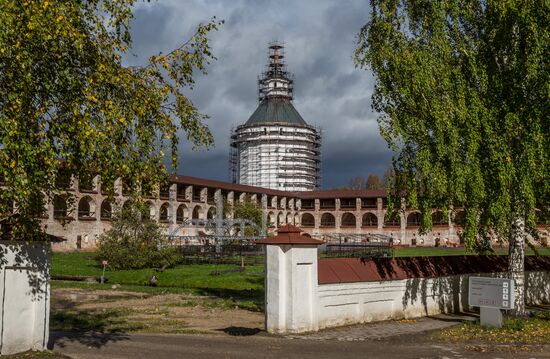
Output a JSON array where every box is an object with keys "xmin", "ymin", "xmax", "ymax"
[
  {"xmin": 49, "ymin": 331, "xmax": 130, "ymax": 350},
  {"xmin": 48, "ymin": 307, "xmax": 132, "ymax": 349}
]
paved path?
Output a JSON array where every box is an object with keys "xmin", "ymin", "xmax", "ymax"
[
  {"xmin": 50, "ymin": 331, "xmax": 550, "ymax": 359},
  {"xmin": 50, "ymin": 315, "xmax": 550, "ymax": 359},
  {"xmin": 286, "ymin": 314, "xmax": 474, "ymax": 341}
]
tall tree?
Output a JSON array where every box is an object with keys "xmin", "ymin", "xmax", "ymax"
[
  {"xmin": 0, "ymin": 1, "xmax": 222, "ymax": 239},
  {"xmin": 366, "ymin": 174, "xmax": 382, "ymax": 190},
  {"xmin": 355, "ymin": 1, "xmax": 549, "ymax": 315},
  {"xmin": 348, "ymin": 176, "xmax": 367, "ymax": 190},
  {"xmin": 382, "ymin": 166, "xmax": 395, "ymax": 189}
]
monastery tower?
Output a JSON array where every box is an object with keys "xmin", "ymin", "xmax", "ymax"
[{"xmin": 230, "ymin": 42, "xmax": 321, "ymax": 191}]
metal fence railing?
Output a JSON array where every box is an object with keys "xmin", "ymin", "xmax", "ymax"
[
  {"xmin": 168, "ymin": 236, "xmax": 264, "ymax": 265},
  {"xmin": 318, "ymin": 233, "xmax": 394, "ymax": 258},
  {"xmin": 167, "ymin": 233, "xmax": 394, "ymax": 264}
]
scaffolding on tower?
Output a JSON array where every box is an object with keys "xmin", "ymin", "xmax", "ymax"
[{"xmin": 229, "ymin": 42, "xmax": 322, "ymax": 191}]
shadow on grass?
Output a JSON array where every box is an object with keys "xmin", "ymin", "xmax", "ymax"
[
  {"xmin": 51, "ymin": 297, "xmax": 79, "ymax": 311},
  {"xmin": 49, "ymin": 308, "xmax": 134, "ymax": 349},
  {"xmin": 195, "ymin": 287, "xmax": 265, "ymax": 312}
]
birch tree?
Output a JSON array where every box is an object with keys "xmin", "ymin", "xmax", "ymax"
[
  {"xmin": 0, "ymin": 1, "xmax": 222, "ymax": 240},
  {"xmin": 355, "ymin": 0, "xmax": 549, "ymax": 315}
]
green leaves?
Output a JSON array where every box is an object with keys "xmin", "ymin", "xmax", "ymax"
[
  {"xmin": 225, "ymin": 199, "xmax": 264, "ymax": 236},
  {"xmin": 96, "ymin": 202, "xmax": 179, "ymax": 270},
  {"xmin": 355, "ymin": 0, "xmax": 549, "ymax": 249},
  {"xmin": 0, "ymin": 0, "xmax": 222, "ymax": 239}
]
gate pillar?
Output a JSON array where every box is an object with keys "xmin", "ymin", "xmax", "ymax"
[{"xmin": 256, "ymin": 225, "xmax": 323, "ymax": 334}]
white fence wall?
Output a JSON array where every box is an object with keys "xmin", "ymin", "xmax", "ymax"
[
  {"xmin": 262, "ymin": 241, "xmax": 550, "ymax": 334},
  {"xmin": 0, "ymin": 242, "xmax": 50, "ymax": 355},
  {"xmin": 317, "ymin": 272, "xmax": 550, "ymax": 329}
]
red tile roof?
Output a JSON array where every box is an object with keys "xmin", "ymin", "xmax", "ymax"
[
  {"xmin": 256, "ymin": 225, "xmax": 324, "ymax": 245},
  {"xmin": 318, "ymin": 256, "xmax": 550, "ymax": 284}
]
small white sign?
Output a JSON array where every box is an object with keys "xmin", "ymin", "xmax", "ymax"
[{"xmin": 468, "ymin": 277, "xmax": 515, "ymax": 310}]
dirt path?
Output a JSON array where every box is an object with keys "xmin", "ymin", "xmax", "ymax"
[{"xmin": 51, "ymin": 288, "xmax": 264, "ymax": 335}]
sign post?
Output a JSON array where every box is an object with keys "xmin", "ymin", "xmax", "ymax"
[{"xmin": 468, "ymin": 277, "xmax": 515, "ymax": 328}]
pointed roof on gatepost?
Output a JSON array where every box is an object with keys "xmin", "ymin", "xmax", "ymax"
[{"xmin": 255, "ymin": 225, "xmax": 324, "ymax": 245}]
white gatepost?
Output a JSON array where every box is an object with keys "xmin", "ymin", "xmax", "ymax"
[
  {"xmin": 0, "ymin": 241, "xmax": 50, "ymax": 355},
  {"xmin": 256, "ymin": 225, "xmax": 322, "ymax": 334}
]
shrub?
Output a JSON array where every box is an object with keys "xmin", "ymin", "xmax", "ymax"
[
  {"xmin": 502, "ymin": 317, "xmax": 525, "ymax": 331},
  {"xmin": 96, "ymin": 202, "xmax": 179, "ymax": 270},
  {"xmin": 531, "ymin": 311, "xmax": 550, "ymax": 321}
]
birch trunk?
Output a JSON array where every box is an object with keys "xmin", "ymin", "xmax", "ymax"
[{"xmin": 509, "ymin": 215, "xmax": 526, "ymax": 316}]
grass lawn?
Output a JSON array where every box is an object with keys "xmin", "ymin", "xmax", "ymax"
[
  {"xmin": 52, "ymin": 252, "xmax": 264, "ymax": 290},
  {"xmin": 393, "ymin": 246, "xmax": 550, "ymax": 257},
  {"xmin": 433, "ymin": 312, "xmax": 550, "ymax": 345},
  {"xmin": 51, "ymin": 252, "xmax": 264, "ymax": 309}
]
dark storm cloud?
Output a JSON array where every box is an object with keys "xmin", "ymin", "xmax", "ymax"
[
  {"xmin": 126, "ymin": 0, "xmax": 394, "ymax": 188},
  {"xmin": 322, "ymin": 133, "xmax": 393, "ymax": 188}
]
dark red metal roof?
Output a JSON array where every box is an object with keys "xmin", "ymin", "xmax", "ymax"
[
  {"xmin": 256, "ymin": 225, "xmax": 324, "ymax": 245},
  {"xmin": 318, "ymin": 256, "xmax": 550, "ymax": 284},
  {"xmin": 169, "ymin": 175, "xmax": 289, "ymax": 196},
  {"xmin": 168, "ymin": 175, "xmax": 387, "ymax": 200}
]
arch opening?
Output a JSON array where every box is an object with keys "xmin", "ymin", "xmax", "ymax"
[
  {"xmin": 100, "ymin": 200, "xmax": 112, "ymax": 220},
  {"xmin": 362, "ymin": 213, "xmax": 378, "ymax": 227},
  {"xmin": 159, "ymin": 203, "xmax": 170, "ymax": 223},
  {"xmin": 301, "ymin": 213, "xmax": 315, "ymax": 227},
  {"xmin": 176, "ymin": 204, "xmax": 187, "ymax": 224},
  {"xmin": 78, "ymin": 196, "xmax": 95, "ymax": 219},
  {"xmin": 384, "ymin": 212, "xmax": 401, "ymax": 227},
  {"xmin": 432, "ymin": 211, "xmax": 447, "ymax": 226},
  {"xmin": 341, "ymin": 212, "xmax": 356, "ymax": 227},
  {"xmin": 53, "ymin": 195, "xmax": 68, "ymax": 219},
  {"xmin": 406, "ymin": 212, "xmax": 421, "ymax": 227},
  {"xmin": 321, "ymin": 213, "xmax": 335, "ymax": 227}
]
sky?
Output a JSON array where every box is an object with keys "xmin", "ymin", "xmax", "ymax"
[{"xmin": 125, "ymin": 0, "xmax": 394, "ymax": 189}]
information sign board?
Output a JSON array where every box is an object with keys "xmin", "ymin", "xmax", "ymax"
[{"xmin": 468, "ymin": 277, "xmax": 515, "ymax": 310}]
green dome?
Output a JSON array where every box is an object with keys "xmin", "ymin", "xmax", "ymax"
[{"xmin": 245, "ymin": 98, "xmax": 307, "ymax": 126}]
